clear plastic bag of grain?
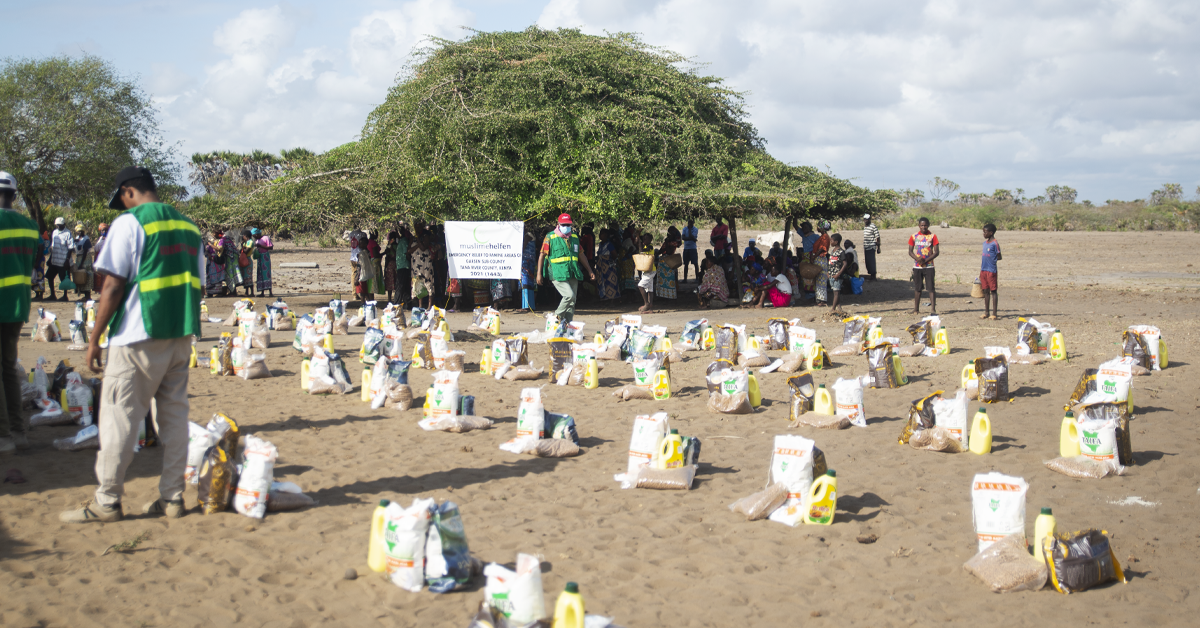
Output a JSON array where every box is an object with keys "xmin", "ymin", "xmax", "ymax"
[
  {"xmin": 908, "ymin": 426, "xmax": 966, "ymax": 453},
  {"xmin": 707, "ymin": 391, "xmax": 753, "ymax": 414},
  {"xmin": 1043, "ymin": 456, "xmax": 1122, "ymax": 479},
  {"xmin": 728, "ymin": 482, "xmax": 788, "ymax": 521},
  {"xmin": 633, "ymin": 465, "xmax": 695, "ymax": 490},
  {"xmin": 790, "ymin": 413, "xmax": 850, "ymax": 430},
  {"xmin": 503, "ymin": 364, "xmax": 544, "ymax": 381},
  {"xmin": 613, "ymin": 384, "xmax": 655, "ymax": 401},
  {"xmin": 963, "ymin": 533, "xmax": 1048, "ymax": 593}
]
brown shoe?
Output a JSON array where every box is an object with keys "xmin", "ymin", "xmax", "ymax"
[
  {"xmin": 142, "ymin": 498, "xmax": 186, "ymax": 519},
  {"xmin": 60, "ymin": 501, "xmax": 123, "ymax": 524}
]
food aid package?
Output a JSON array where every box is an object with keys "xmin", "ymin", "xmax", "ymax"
[
  {"xmin": 504, "ymin": 336, "xmax": 530, "ymax": 366},
  {"xmin": 1121, "ymin": 329, "xmax": 1154, "ymax": 370},
  {"xmin": 1077, "ymin": 401, "xmax": 1133, "ymax": 466},
  {"xmin": 975, "ymin": 355, "xmax": 1009, "ymax": 402},
  {"xmin": 831, "ymin": 377, "xmax": 867, "ymax": 427},
  {"xmin": 484, "ymin": 553, "xmax": 546, "ymax": 624},
  {"xmin": 1090, "ymin": 358, "xmax": 1133, "ymax": 404},
  {"xmin": 1066, "ymin": 368, "xmax": 1098, "ymax": 410},
  {"xmin": 292, "ymin": 314, "xmax": 313, "ymax": 351},
  {"xmin": 543, "ymin": 412, "xmax": 580, "ymax": 444},
  {"xmin": 500, "ymin": 387, "xmax": 545, "ymax": 453},
  {"xmin": 63, "ymin": 372, "xmax": 94, "ymax": 425},
  {"xmin": 230, "ymin": 337, "xmax": 250, "ymax": 377},
  {"xmin": 908, "ymin": 426, "xmax": 966, "ymax": 453},
  {"xmin": 971, "ymin": 472, "xmax": 1028, "ymax": 552},
  {"xmin": 66, "ymin": 320, "xmax": 88, "ymax": 350},
  {"xmin": 428, "ymin": 370, "xmax": 461, "ymax": 420},
  {"xmin": 419, "ymin": 415, "xmax": 494, "ymax": 432},
  {"xmin": 714, "ymin": 326, "xmax": 739, "ymax": 364},
  {"xmin": 729, "ymin": 482, "xmax": 789, "ymax": 521},
  {"xmin": 617, "ymin": 412, "xmax": 670, "ymax": 488},
  {"xmin": 429, "ymin": 329, "xmax": 451, "ymax": 369},
  {"xmin": 1044, "ymin": 455, "xmax": 1122, "ymax": 479},
  {"xmin": 233, "ymin": 434, "xmax": 277, "ymax": 519},
  {"xmin": 383, "ymin": 498, "xmax": 434, "ymax": 592},
  {"xmin": 633, "ymin": 465, "xmax": 695, "ymax": 490},
  {"xmin": 766, "ymin": 434, "xmax": 818, "ymax": 527},
  {"xmin": 1076, "ymin": 416, "xmax": 1122, "ymax": 472},
  {"xmin": 931, "ymin": 389, "xmax": 970, "ymax": 448},
  {"xmin": 964, "ymin": 532, "xmax": 1049, "ymax": 593},
  {"xmin": 52, "ymin": 424, "xmax": 99, "ymax": 451},
  {"xmin": 206, "ymin": 412, "xmax": 241, "ymax": 459},
  {"xmin": 866, "ymin": 343, "xmax": 899, "ymax": 389},
  {"xmin": 424, "ymin": 501, "xmax": 474, "ymax": 593},
  {"xmin": 410, "ymin": 332, "xmax": 435, "ymax": 369},
  {"xmin": 360, "ymin": 327, "xmax": 386, "ymax": 365},
  {"xmin": 249, "ymin": 313, "xmax": 271, "ymax": 349},
  {"xmin": 1016, "ymin": 318, "xmax": 1040, "ymax": 355},
  {"xmin": 627, "ymin": 329, "xmax": 657, "ymax": 362},
  {"xmin": 383, "ymin": 326, "xmax": 406, "ymax": 360},
  {"xmin": 788, "ymin": 322, "xmax": 816, "ymax": 355},
  {"xmin": 1045, "ymin": 529, "xmax": 1127, "ymax": 594},
  {"xmin": 762, "ymin": 317, "xmax": 788, "ymax": 350},
  {"xmin": 706, "ymin": 368, "xmax": 753, "ymax": 414},
  {"xmin": 906, "ymin": 320, "xmax": 933, "ymax": 348},
  {"xmin": 197, "ymin": 445, "xmax": 235, "ymax": 514},
  {"xmin": 787, "ymin": 372, "xmax": 816, "ymax": 421},
  {"xmin": 548, "ymin": 338, "xmax": 577, "ymax": 383},
  {"xmin": 186, "ymin": 422, "xmax": 220, "ymax": 484},
  {"xmin": 240, "ymin": 353, "xmax": 272, "ymax": 380},
  {"xmin": 32, "ymin": 310, "xmax": 62, "ymax": 342},
  {"xmin": 841, "ymin": 315, "xmax": 868, "ymax": 346},
  {"xmin": 632, "ymin": 353, "xmax": 665, "ymax": 388},
  {"xmin": 679, "ymin": 319, "xmax": 708, "ymax": 346},
  {"xmin": 898, "ymin": 390, "xmax": 942, "ymax": 445}
]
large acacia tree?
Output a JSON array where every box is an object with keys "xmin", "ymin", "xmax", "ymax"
[
  {"xmin": 0, "ymin": 55, "xmax": 180, "ymax": 231},
  {"xmin": 238, "ymin": 27, "xmax": 895, "ymax": 232}
]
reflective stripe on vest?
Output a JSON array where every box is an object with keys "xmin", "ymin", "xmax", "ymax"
[
  {"xmin": 549, "ymin": 255, "xmax": 578, "ymax": 263},
  {"xmin": 0, "ymin": 274, "xmax": 32, "ymax": 288},
  {"xmin": 142, "ymin": 219, "xmax": 200, "ymax": 237},
  {"xmin": 0, "ymin": 228, "xmax": 38, "ymax": 240},
  {"xmin": 141, "ymin": 271, "xmax": 202, "ymax": 292}
]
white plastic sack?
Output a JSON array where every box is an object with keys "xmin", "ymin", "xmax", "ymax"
[
  {"xmin": 1078, "ymin": 416, "xmax": 1121, "ymax": 471},
  {"xmin": 1128, "ymin": 324, "xmax": 1162, "ymax": 370},
  {"xmin": 707, "ymin": 368, "xmax": 749, "ymax": 396},
  {"xmin": 787, "ymin": 322, "xmax": 816, "ymax": 354},
  {"xmin": 971, "ymin": 472, "xmax": 1028, "ymax": 552},
  {"xmin": 383, "ymin": 498, "xmax": 434, "ymax": 592},
  {"xmin": 1091, "ymin": 358, "xmax": 1133, "ymax": 404},
  {"xmin": 185, "ymin": 422, "xmax": 220, "ymax": 484},
  {"xmin": 831, "ymin": 377, "xmax": 867, "ymax": 428},
  {"xmin": 233, "ymin": 434, "xmax": 277, "ymax": 519},
  {"xmin": 428, "ymin": 370, "xmax": 461, "ymax": 420},
  {"xmin": 484, "ymin": 553, "xmax": 547, "ymax": 624},
  {"xmin": 63, "ymin": 372, "xmax": 94, "ymax": 425},
  {"xmin": 617, "ymin": 412, "xmax": 670, "ymax": 488},
  {"xmin": 767, "ymin": 434, "xmax": 818, "ymax": 527},
  {"xmin": 501, "ymin": 387, "xmax": 545, "ymax": 453},
  {"xmin": 932, "ymin": 389, "xmax": 970, "ymax": 448}
]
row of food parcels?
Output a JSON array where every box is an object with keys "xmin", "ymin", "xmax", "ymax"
[
  {"xmin": 185, "ymin": 413, "xmax": 313, "ymax": 518},
  {"xmin": 724, "ymin": 434, "xmax": 838, "ymax": 526}
]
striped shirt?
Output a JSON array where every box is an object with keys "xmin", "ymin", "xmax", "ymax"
[{"xmin": 862, "ymin": 223, "xmax": 880, "ymax": 250}]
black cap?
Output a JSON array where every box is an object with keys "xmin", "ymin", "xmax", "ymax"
[{"xmin": 108, "ymin": 166, "xmax": 154, "ymax": 209}]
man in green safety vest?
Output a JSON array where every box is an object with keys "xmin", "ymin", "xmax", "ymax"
[
  {"xmin": 0, "ymin": 171, "xmax": 38, "ymax": 453},
  {"xmin": 536, "ymin": 213, "xmax": 595, "ymax": 332},
  {"xmin": 61, "ymin": 167, "xmax": 206, "ymax": 524}
]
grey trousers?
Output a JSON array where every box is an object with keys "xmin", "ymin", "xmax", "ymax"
[{"xmin": 551, "ymin": 279, "xmax": 579, "ymax": 325}]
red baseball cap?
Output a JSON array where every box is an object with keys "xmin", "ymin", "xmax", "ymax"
[{"xmin": 557, "ymin": 213, "xmax": 573, "ymax": 225}]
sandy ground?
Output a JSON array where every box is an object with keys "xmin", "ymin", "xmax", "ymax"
[{"xmin": 1, "ymin": 227, "xmax": 1199, "ymax": 627}]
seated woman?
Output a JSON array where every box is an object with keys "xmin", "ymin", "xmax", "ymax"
[{"xmin": 696, "ymin": 257, "xmax": 729, "ymax": 309}]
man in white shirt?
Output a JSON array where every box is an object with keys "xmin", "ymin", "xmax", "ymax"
[
  {"xmin": 60, "ymin": 167, "xmax": 206, "ymax": 524},
  {"xmin": 47, "ymin": 216, "xmax": 74, "ymax": 301}
]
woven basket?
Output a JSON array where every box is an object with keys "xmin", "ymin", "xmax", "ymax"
[
  {"xmin": 662, "ymin": 253, "xmax": 683, "ymax": 270},
  {"xmin": 633, "ymin": 254, "xmax": 655, "ymax": 272},
  {"xmin": 72, "ymin": 269, "xmax": 90, "ymax": 285},
  {"xmin": 971, "ymin": 282, "xmax": 984, "ymax": 298},
  {"xmin": 798, "ymin": 262, "xmax": 821, "ymax": 280}
]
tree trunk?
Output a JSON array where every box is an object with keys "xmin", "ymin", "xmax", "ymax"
[
  {"xmin": 782, "ymin": 214, "xmax": 792, "ymax": 253},
  {"xmin": 728, "ymin": 215, "xmax": 742, "ymax": 299},
  {"xmin": 22, "ymin": 192, "xmax": 45, "ymax": 233}
]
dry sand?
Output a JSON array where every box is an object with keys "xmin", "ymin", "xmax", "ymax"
[{"xmin": 2, "ymin": 226, "xmax": 1199, "ymax": 627}]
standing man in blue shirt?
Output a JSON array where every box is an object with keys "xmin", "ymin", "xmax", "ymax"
[
  {"xmin": 979, "ymin": 223, "xmax": 1001, "ymax": 320},
  {"xmin": 680, "ymin": 218, "xmax": 699, "ymax": 282}
]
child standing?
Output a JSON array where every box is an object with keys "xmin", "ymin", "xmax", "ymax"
[
  {"xmin": 637, "ymin": 233, "xmax": 656, "ymax": 313},
  {"xmin": 980, "ymin": 223, "xmax": 1001, "ymax": 319},
  {"xmin": 827, "ymin": 233, "xmax": 846, "ymax": 314}
]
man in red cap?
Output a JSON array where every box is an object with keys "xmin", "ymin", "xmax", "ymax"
[{"xmin": 536, "ymin": 213, "xmax": 595, "ymax": 331}]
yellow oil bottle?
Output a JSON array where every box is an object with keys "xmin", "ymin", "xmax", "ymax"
[
  {"xmin": 867, "ymin": 323, "xmax": 882, "ymax": 345},
  {"xmin": 651, "ymin": 367, "xmax": 671, "ymax": 400},
  {"xmin": 661, "ymin": 336, "xmax": 673, "ymax": 353},
  {"xmin": 960, "ymin": 359, "xmax": 977, "ymax": 389},
  {"xmin": 300, "ymin": 358, "xmax": 311, "ymax": 390},
  {"xmin": 935, "ymin": 327, "xmax": 950, "ymax": 355},
  {"xmin": 423, "ymin": 387, "xmax": 434, "ymax": 419},
  {"xmin": 747, "ymin": 334, "xmax": 761, "ymax": 353},
  {"xmin": 480, "ymin": 349, "xmax": 492, "ymax": 375},
  {"xmin": 189, "ymin": 344, "xmax": 198, "ymax": 368},
  {"xmin": 1049, "ymin": 329, "xmax": 1067, "ymax": 361},
  {"xmin": 367, "ymin": 499, "xmax": 391, "ymax": 572},
  {"xmin": 656, "ymin": 429, "xmax": 685, "ymax": 469},
  {"xmin": 1126, "ymin": 388, "xmax": 1133, "ymax": 415},
  {"xmin": 808, "ymin": 339, "xmax": 824, "ymax": 370},
  {"xmin": 552, "ymin": 582, "xmax": 585, "ymax": 628},
  {"xmin": 702, "ymin": 327, "xmax": 716, "ymax": 350},
  {"xmin": 969, "ymin": 407, "xmax": 992, "ymax": 454},
  {"xmin": 360, "ymin": 368, "xmax": 372, "ymax": 402},
  {"xmin": 584, "ymin": 357, "xmax": 599, "ymax": 389},
  {"xmin": 1159, "ymin": 339, "xmax": 1168, "ymax": 369},
  {"xmin": 1059, "ymin": 411, "xmax": 1080, "ymax": 457},
  {"xmin": 892, "ymin": 352, "xmax": 908, "ymax": 385},
  {"xmin": 593, "ymin": 332, "xmax": 605, "ymax": 345},
  {"xmin": 487, "ymin": 315, "xmax": 500, "ymax": 336},
  {"xmin": 323, "ymin": 332, "xmax": 334, "ymax": 353},
  {"xmin": 803, "ymin": 470, "xmax": 837, "ymax": 525},
  {"xmin": 209, "ymin": 346, "xmax": 220, "ymax": 375},
  {"xmin": 814, "ymin": 384, "xmax": 835, "ymax": 415},
  {"xmin": 747, "ymin": 372, "xmax": 762, "ymax": 407},
  {"xmin": 1033, "ymin": 507, "xmax": 1056, "ymax": 564}
]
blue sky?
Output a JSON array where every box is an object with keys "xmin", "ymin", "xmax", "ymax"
[{"xmin": 9, "ymin": 0, "xmax": 1200, "ymax": 203}]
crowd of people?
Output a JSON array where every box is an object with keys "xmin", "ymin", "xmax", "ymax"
[
  {"xmin": 28, "ymin": 216, "xmax": 105, "ymax": 303},
  {"xmin": 203, "ymin": 228, "xmax": 274, "ymax": 299},
  {"xmin": 329, "ymin": 214, "xmax": 890, "ymax": 317}
]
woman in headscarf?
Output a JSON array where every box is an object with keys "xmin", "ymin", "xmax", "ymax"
[
  {"xmin": 219, "ymin": 230, "xmax": 239, "ymax": 295},
  {"xmin": 252, "ymin": 227, "xmax": 273, "ymax": 298},
  {"xmin": 239, "ymin": 229, "xmax": 256, "ymax": 297},
  {"xmin": 520, "ymin": 228, "xmax": 539, "ymax": 312},
  {"xmin": 410, "ymin": 234, "xmax": 435, "ymax": 311},
  {"xmin": 655, "ymin": 228, "xmax": 681, "ymax": 300},
  {"xmin": 204, "ymin": 236, "xmax": 225, "ymax": 297},
  {"xmin": 696, "ymin": 256, "xmax": 729, "ymax": 309},
  {"xmin": 595, "ymin": 227, "xmax": 620, "ymax": 301},
  {"xmin": 812, "ymin": 220, "xmax": 832, "ymax": 305}
]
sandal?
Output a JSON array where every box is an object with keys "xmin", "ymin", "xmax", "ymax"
[{"xmin": 979, "ymin": 314, "xmax": 989, "ymax": 319}]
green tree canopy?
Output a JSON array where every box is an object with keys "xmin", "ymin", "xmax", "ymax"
[
  {"xmin": 0, "ymin": 55, "xmax": 181, "ymax": 231},
  {"xmin": 232, "ymin": 27, "xmax": 895, "ymax": 232}
]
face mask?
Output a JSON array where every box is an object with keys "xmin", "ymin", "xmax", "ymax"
[{"xmin": 560, "ymin": 225, "xmax": 572, "ymax": 235}]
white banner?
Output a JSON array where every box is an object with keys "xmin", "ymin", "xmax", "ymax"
[{"xmin": 445, "ymin": 221, "xmax": 524, "ymax": 280}]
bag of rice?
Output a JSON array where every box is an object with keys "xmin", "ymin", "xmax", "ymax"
[
  {"xmin": 241, "ymin": 353, "xmax": 272, "ymax": 380},
  {"xmin": 899, "ymin": 390, "xmax": 942, "ymax": 445},
  {"xmin": 197, "ymin": 444, "xmax": 234, "ymax": 515},
  {"xmin": 548, "ymin": 338, "xmax": 577, "ymax": 384},
  {"xmin": 971, "ymin": 472, "xmax": 1028, "ymax": 552},
  {"xmin": 1045, "ymin": 529, "xmax": 1126, "ymax": 594},
  {"xmin": 484, "ymin": 553, "xmax": 546, "ymax": 623},
  {"xmin": 33, "ymin": 310, "xmax": 61, "ymax": 342},
  {"xmin": 767, "ymin": 434, "xmax": 818, "ymax": 527},
  {"xmin": 832, "ymin": 377, "xmax": 867, "ymax": 427},
  {"xmin": 1016, "ymin": 318, "xmax": 1039, "ymax": 355},
  {"xmin": 908, "ymin": 426, "xmax": 966, "ymax": 452},
  {"xmin": 66, "ymin": 320, "xmax": 88, "ymax": 350},
  {"xmin": 1092, "ymin": 358, "xmax": 1133, "ymax": 404},
  {"xmin": 383, "ymin": 498, "xmax": 434, "ymax": 592},
  {"xmin": 975, "ymin": 355, "xmax": 1009, "ymax": 402},
  {"xmin": 627, "ymin": 329, "xmax": 657, "ymax": 362},
  {"xmin": 360, "ymin": 327, "xmax": 386, "ymax": 365},
  {"xmin": 787, "ymin": 372, "xmax": 816, "ymax": 420},
  {"xmin": 964, "ymin": 532, "xmax": 1049, "ymax": 593},
  {"xmin": 618, "ymin": 412, "xmax": 670, "ymax": 488},
  {"xmin": 1044, "ymin": 455, "xmax": 1121, "ymax": 479},
  {"xmin": 1120, "ymin": 330, "xmax": 1154, "ymax": 370},
  {"xmin": 612, "ymin": 384, "xmax": 655, "ymax": 401},
  {"xmin": 729, "ymin": 482, "xmax": 789, "ymax": 521},
  {"xmin": 714, "ymin": 326, "xmax": 739, "ymax": 364},
  {"xmin": 906, "ymin": 320, "xmax": 933, "ymax": 348},
  {"xmin": 866, "ymin": 342, "xmax": 898, "ymax": 389},
  {"xmin": 424, "ymin": 501, "xmax": 474, "ymax": 593},
  {"xmin": 233, "ymin": 434, "xmax": 277, "ymax": 519},
  {"xmin": 932, "ymin": 389, "xmax": 970, "ymax": 448}
]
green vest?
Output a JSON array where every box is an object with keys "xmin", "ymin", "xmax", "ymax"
[
  {"xmin": 0, "ymin": 210, "xmax": 39, "ymax": 324},
  {"xmin": 108, "ymin": 203, "xmax": 202, "ymax": 339},
  {"xmin": 545, "ymin": 232, "xmax": 583, "ymax": 281}
]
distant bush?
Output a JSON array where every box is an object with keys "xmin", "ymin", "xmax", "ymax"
[{"xmin": 827, "ymin": 200, "xmax": 1200, "ymax": 233}]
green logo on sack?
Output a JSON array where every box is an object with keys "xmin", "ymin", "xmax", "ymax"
[
  {"xmin": 1081, "ymin": 430, "xmax": 1101, "ymax": 452},
  {"xmin": 780, "ymin": 461, "xmax": 788, "ymax": 472},
  {"xmin": 989, "ymin": 499, "xmax": 999, "ymax": 512},
  {"xmin": 1102, "ymin": 379, "xmax": 1117, "ymax": 394}
]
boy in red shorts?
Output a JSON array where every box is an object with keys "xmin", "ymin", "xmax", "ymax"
[{"xmin": 979, "ymin": 223, "xmax": 1001, "ymax": 319}]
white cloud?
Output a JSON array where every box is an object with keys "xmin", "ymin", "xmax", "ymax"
[
  {"xmin": 158, "ymin": 1, "xmax": 472, "ymax": 158},
  {"xmin": 538, "ymin": 0, "xmax": 1200, "ymax": 200}
]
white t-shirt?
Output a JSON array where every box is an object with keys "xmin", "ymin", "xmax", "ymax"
[
  {"xmin": 774, "ymin": 273, "xmax": 793, "ymax": 294},
  {"xmin": 94, "ymin": 211, "xmax": 206, "ymax": 347}
]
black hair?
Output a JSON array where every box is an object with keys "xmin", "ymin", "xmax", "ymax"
[
  {"xmin": 830, "ymin": 233, "xmax": 843, "ymax": 244},
  {"xmin": 844, "ymin": 239, "xmax": 855, "ymax": 248},
  {"xmin": 0, "ymin": 190, "xmax": 14, "ymax": 206},
  {"xmin": 241, "ymin": 229, "xmax": 252, "ymax": 239},
  {"xmin": 983, "ymin": 223, "xmax": 996, "ymax": 232},
  {"xmin": 121, "ymin": 174, "xmax": 157, "ymax": 194},
  {"xmin": 918, "ymin": 216, "xmax": 930, "ymax": 225}
]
